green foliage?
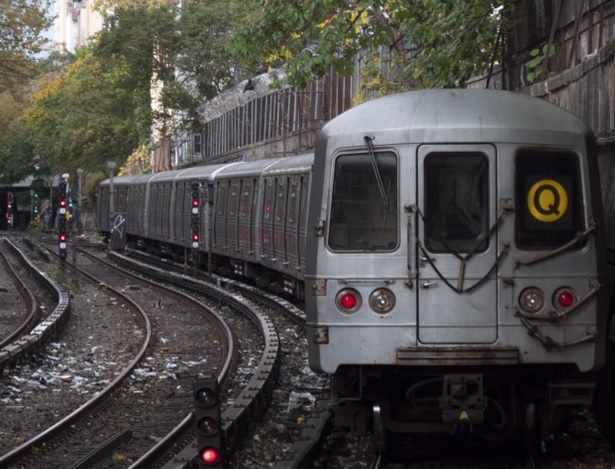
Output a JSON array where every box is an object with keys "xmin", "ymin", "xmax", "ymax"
[
  {"xmin": 0, "ymin": 0, "xmax": 53, "ymax": 94},
  {"xmin": 22, "ymin": 48, "xmax": 140, "ymax": 176},
  {"xmin": 525, "ymin": 44, "xmax": 556, "ymax": 84},
  {"xmin": 233, "ymin": 0, "xmax": 513, "ymax": 90},
  {"xmin": 0, "ymin": 98, "xmax": 39, "ymax": 185},
  {"xmin": 27, "ymin": 219, "xmax": 43, "ymax": 237},
  {"xmin": 94, "ymin": 3, "xmax": 180, "ymax": 144}
]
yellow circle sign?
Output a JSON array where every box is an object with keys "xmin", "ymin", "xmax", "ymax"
[{"xmin": 527, "ymin": 179, "xmax": 568, "ymax": 222}]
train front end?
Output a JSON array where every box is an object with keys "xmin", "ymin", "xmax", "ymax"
[{"xmin": 304, "ymin": 89, "xmax": 610, "ymax": 443}]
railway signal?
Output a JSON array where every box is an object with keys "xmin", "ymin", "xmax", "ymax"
[
  {"xmin": 33, "ymin": 193, "xmax": 39, "ymax": 220},
  {"xmin": 191, "ymin": 180, "xmax": 200, "ymax": 249},
  {"xmin": 6, "ymin": 192, "xmax": 14, "ymax": 227},
  {"xmin": 193, "ymin": 375, "xmax": 224, "ymax": 468},
  {"xmin": 58, "ymin": 180, "xmax": 68, "ymax": 258}
]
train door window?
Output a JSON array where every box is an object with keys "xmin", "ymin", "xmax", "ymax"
[
  {"xmin": 515, "ymin": 150, "xmax": 584, "ymax": 250},
  {"xmin": 424, "ymin": 153, "xmax": 489, "ymax": 253},
  {"xmin": 328, "ymin": 151, "xmax": 398, "ymax": 251}
]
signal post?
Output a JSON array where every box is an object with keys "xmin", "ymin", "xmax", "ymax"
[
  {"xmin": 6, "ymin": 192, "xmax": 14, "ymax": 230},
  {"xmin": 190, "ymin": 180, "xmax": 200, "ymax": 276},
  {"xmin": 58, "ymin": 180, "xmax": 68, "ymax": 260},
  {"xmin": 193, "ymin": 375, "xmax": 225, "ymax": 467}
]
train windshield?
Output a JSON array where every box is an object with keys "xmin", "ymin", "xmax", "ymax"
[
  {"xmin": 515, "ymin": 150, "xmax": 585, "ymax": 250},
  {"xmin": 424, "ymin": 153, "xmax": 489, "ymax": 253},
  {"xmin": 328, "ymin": 151, "xmax": 398, "ymax": 251}
]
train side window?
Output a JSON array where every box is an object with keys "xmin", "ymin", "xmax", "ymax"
[
  {"xmin": 515, "ymin": 150, "xmax": 584, "ymax": 250},
  {"xmin": 328, "ymin": 151, "xmax": 398, "ymax": 251},
  {"xmin": 424, "ymin": 153, "xmax": 489, "ymax": 253}
]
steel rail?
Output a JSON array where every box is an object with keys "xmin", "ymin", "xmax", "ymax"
[
  {"xmin": 0, "ymin": 243, "xmax": 153, "ymax": 468},
  {"xmin": 0, "ymin": 242, "xmax": 39, "ymax": 348}
]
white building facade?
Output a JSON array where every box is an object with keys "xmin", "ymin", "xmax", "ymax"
[{"xmin": 53, "ymin": 0, "xmax": 104, "ymax": 53}]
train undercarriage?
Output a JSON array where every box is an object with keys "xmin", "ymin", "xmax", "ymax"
[{"xmin": 330, "ymin": 363, "xmax": 608, "ymax": 453}]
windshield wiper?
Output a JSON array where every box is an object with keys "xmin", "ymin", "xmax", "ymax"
[
  {"xmin": 364, "ymin": 136, "xmax": 390, "ymax": 210},
  {"xmin": 364, "ymin": 136, "xmax": 391, "ymax": 234}
]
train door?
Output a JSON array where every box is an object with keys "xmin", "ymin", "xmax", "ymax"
[
  {"xmin": 286, "ymin": 175, "xmax": 301, "ymax": 268},
  {"xmin": 416, "ymin": 145, "xmax": 498, "ymax": 344},
  {"xmin": 227, "ymin": 179, "xmax": 240, "ymax": 254},
  {"xmin": 238, "ymin": 178, "xmax": 257, "ymax": 255},
  {"xmin": 213, "ymin": 180, "xmax": 229, "ymax": 250},
  {"xmin": 261, "ymin": 177, "xmax": 275, "ymax": 259}
]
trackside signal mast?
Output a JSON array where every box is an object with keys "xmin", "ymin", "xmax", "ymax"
[
  {"xmin": 58, "ymin": 180, "xmax": 68, "ymax": 259},
  {"xmin": 191, "ymin": 180, "xmax": 200, "ymax": 250},
  {"xmin": 6, "ymin": 192, "xmax": 14, "ymax": 229},
  {"xmin": 193, "ymin": 375, "xmax": 224, "ymax": 468}
]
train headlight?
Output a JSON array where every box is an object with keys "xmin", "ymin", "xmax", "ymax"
[
  {"xmin": 554, "ymin": 287, "xmax": 576, "ymax": 310},
  {"xmin": 335, "ymin": 288, "xmax": 362, "ymax": 314},
  {"xmin": 519, "ymin": 287, "xmax": 545, "ymax": 313},
  {"xmin": 369, "ymin": 288, "xmax": 395, "ymax": 314}
]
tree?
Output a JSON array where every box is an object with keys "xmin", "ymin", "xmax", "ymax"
[
  {"xmin": 94, "ymin": 3, "xmax": 179, "ymax": 144},
  {"xmin": 233, "ymin": 0, "xmax": 512, "ymax": 92},
  {"xmin": 160, "ymin": 0, "xmax": 258, "ymax": 129},
  {"xmin": 0, "ymin": 0, "xmax": 53, "ymax": 93},
  {"xmin": 0, "ymin": 101, "xmax": 37, "ymax": 185},
  {"xmin": 22, "ymin": 48, "xmax": 140, "ymax": 176}
]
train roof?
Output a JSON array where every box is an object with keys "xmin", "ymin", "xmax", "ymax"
[
  {"xmin": 262, "ymin": 153, "xmax": 314, "ymax": 174},
  {"xmin": 317, "ymin": 89, "xmax": 594, "ymax": 148},
  {"xmin": 214, "ymin": 153, "xmax": 314, "ymax": 178}
]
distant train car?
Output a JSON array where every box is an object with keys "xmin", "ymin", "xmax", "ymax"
[
  {"xmin": 304, "ymin": 89, "xmax": 612, "ymax": 448},
  {"xmin": 97, "ymin": 156, "xmax": 312, "ymax": 298},
  {"xmin": 97, "ymin": 89, "xmax": 615, "ymax": 450}
]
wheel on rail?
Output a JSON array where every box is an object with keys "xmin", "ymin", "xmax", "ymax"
[
  {"xmin": 522, "ymin": 401, "xmax": 546, "ymax": 453},
  {"xmin": 372, "ymin": 403, "xmax": 388, "ymax": 454}
]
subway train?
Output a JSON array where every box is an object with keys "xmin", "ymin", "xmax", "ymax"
[{"xmin": 97, "ymin": 89, "xmax": 615, "ymax": 449}]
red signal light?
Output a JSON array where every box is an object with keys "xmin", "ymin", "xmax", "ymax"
[
  {"xmin": 60, "ymin": 199, "xmax": 67, "ymax": 207},
  {"xmin": 200, "ymin": 446, "xmax": 219, "ymax": 464},
  {"xmin": 192, "ymin": 199, "xmax": 199, "ymax": 207},
  {"xmin": 59, "ymin": 234, "xmax": 67, "ymax": 242},
  {"xmin": 192, "ymin": 233, "xmax": 200, "ymax": 242}
]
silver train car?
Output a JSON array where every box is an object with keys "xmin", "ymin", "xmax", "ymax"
[
  {"xmin": 97, "ymin": 89, "xmax": 614, "ymax": 448},
  {"xmin": 97, "ymin": 155, "xmax": 313, "ymax": 298},
  {"xmin": 305, "ymin": 89, "xmax": 612, "ymax": 447}
]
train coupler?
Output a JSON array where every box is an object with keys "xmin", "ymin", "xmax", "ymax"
[{"xmin": 439, "ymin": 374, "xmax": 486, "ymax": 428}]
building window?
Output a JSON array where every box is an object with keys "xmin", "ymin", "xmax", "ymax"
[{"xmin": 193, "ymin": 133, "xmax": 202, "ymax": 155}]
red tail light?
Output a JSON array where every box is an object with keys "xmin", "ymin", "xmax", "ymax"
[
  {"xmin": 335, "ymin": 288, "xmax": 362, "ymax": 314},
  {"xmin": 554, "ymin": 287, "xmax": 576, "ymax": 309}
]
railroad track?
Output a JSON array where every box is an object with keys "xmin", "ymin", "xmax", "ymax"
[
  {"xmin": 0, "ymin": 239, "xmax": 39, "ymax": 347},
  {"xmin": 7, "ymin": 237, "xmax": 614, "ymax": 468},
  {"xmin": 0, "ymin": 237, "xmax": 236, "ymax": 468},
  {"xmin": 2, "ymin": 236, "xmax": 294, "ymax": 468},
  {"xmin": 0, "ymin": 236, "xmax": 70, "ymax": 370}
]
